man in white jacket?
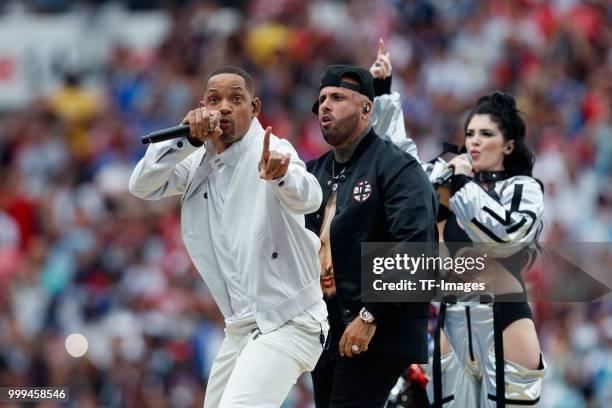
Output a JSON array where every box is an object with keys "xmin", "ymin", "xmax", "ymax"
[{"xmin": 129, "ymin": 66, "xmax": 328, "ymax": 408}]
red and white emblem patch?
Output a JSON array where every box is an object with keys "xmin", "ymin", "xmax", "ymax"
[{"xmin": 352, "ymin": 179, "xmax": 372, "ymax": 203}]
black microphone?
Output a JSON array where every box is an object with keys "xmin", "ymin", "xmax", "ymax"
[
  {"xmin": 433, "ymin": 153, "xmax": 473, "ymax": 186},
  {"xmin": 141, "ymin": 125, "xmax": 190, "ymax": 144}
]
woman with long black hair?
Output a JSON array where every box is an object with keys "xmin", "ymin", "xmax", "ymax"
[{"xmin": 427, "ymin": 91, "xmax": 547, "ymax": 407}]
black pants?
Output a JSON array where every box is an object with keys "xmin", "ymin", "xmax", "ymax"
[{"xmin": 312, "ymin": 351, "xmax": 411, "ymax": 408}]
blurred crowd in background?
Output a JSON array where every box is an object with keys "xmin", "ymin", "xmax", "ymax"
[{"xmin": 0, "ymin": 0, "xmax": 610, "ymax": 407}]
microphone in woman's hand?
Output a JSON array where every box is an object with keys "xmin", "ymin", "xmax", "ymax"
[{"xmin": 433, "ymin": 154, "xmax": 473, "ymax": 187}]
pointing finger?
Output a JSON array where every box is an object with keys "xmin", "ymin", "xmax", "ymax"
[
  {"xmin": 377, "ymin": 38, "xmax": 385, "ymax": 56},
  {"xmin": 262, "ymin": 126, "xmax": 272, "ymax": 161}
]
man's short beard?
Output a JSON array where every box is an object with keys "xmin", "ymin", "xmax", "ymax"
[{"xmin": 321, "ymin": 111, "xmax": 360, "ymax": 146}]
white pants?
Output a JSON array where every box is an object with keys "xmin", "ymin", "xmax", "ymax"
[{"xmin": 204, "ymin": 310, "xmax": 329, "ymax": 408}]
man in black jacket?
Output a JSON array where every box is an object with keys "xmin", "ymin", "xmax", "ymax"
[{"xmin": 307, "ymin": 64, "xmax": 438, "ymax": 407}]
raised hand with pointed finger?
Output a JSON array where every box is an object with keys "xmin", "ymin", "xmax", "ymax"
[
  {"xmin": 258, "ymin": 126, "xmax": 291, "ymax": 180},
  {"xmin": 369, "ymin": 38, "xmax": 392, "ymax": 79}
]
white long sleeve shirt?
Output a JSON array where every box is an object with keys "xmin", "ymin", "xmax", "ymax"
[{"xmin": 129, "ymin": 118, "xmax": 327, "ymax": 333}]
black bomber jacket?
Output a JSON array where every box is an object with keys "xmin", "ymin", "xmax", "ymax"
[{"xmin": 306, "ymin": 129, "xmax": 438, "ymax": 324}]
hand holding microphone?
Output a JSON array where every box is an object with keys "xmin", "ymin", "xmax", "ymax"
[
  {"xmin": 433, "ymin": 153, "xmax": 473, "ymax": 186},
  {"xmin": 141, "ymin": 107, "xmax": 222, "ymax": 144},
  {"xmin": 182, "ymin": 107, "xmax": 222, "ymax": 143}
]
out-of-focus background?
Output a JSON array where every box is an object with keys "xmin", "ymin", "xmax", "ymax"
[{"xmin": 0, "ymin": 0, "xmax": 610, "ymax": 407}]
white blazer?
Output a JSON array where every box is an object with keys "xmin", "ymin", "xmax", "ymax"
[{"xmin": 129, "ymin": 118, "xmax": 325, "ymax": 333}]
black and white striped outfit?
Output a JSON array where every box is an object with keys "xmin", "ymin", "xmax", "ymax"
[
  {"xmin": 428, "ymin": 169, "xmax": 547, "ymax": 408},
  {"xmin": 448, "ymin": 172, "xmax": 542, "ymax": 246},
  {"xmin": 374, "ymin": 90, "xmax": 547, "ymax": 407}
]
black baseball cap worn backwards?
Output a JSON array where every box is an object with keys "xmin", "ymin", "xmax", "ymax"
[{"xmin": 312, "ymin": 64, "xmax": 375, "ymax": 114}]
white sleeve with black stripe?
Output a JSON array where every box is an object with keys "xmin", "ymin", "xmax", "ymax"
[{"xmin": 449, "ymin": 176, "xmax": 543, "ymax": 245}]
